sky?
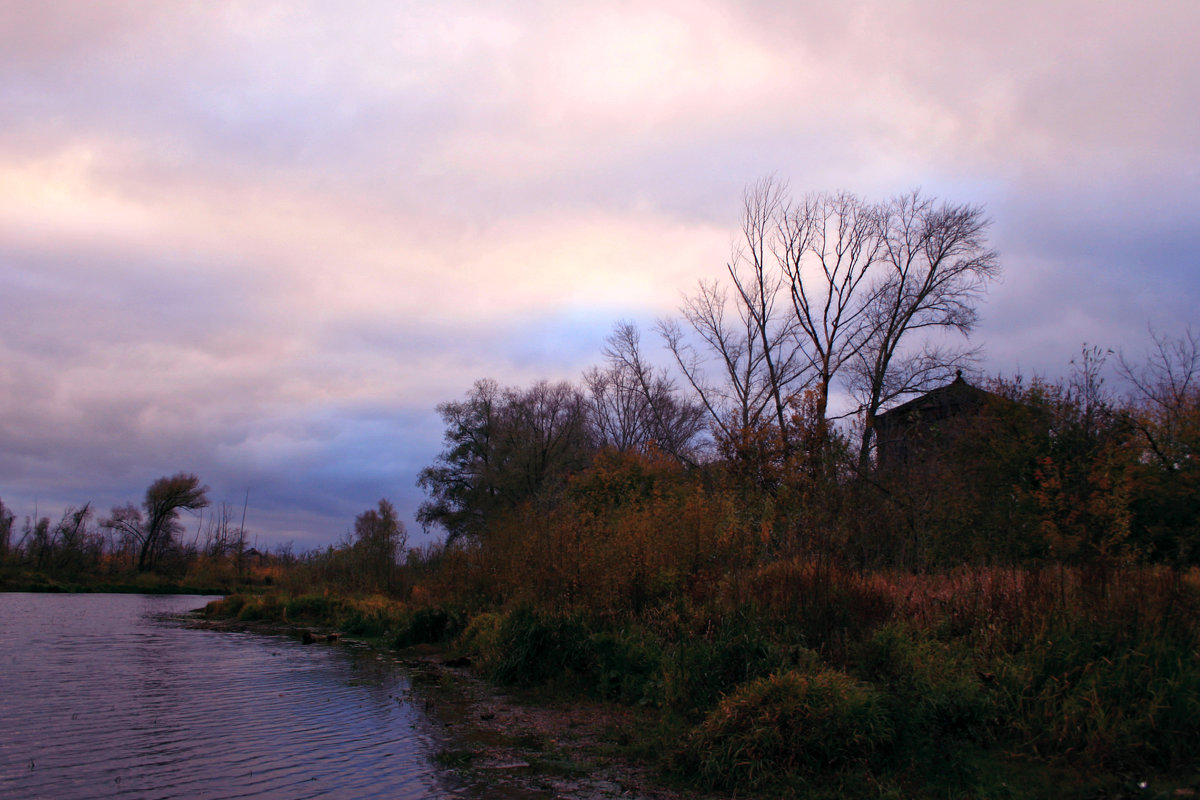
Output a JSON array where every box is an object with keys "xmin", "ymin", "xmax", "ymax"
[{"xmin": 2, "ymin": 1, "xmax": 1198, "ymax": 551}]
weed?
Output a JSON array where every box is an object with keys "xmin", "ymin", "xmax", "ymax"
[{"xmin": 433, "ymin": 748, "xmax": 476, "ymax": 769}]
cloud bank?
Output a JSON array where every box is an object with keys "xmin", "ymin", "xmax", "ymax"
[{"xmin": 2, "ymin": 1, "xmax": 1197, "ymax": 547}]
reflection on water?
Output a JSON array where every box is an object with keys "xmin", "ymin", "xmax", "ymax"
[{"xmin": 0, "ymin": 593, "xmax": 489, "ymax": 799}]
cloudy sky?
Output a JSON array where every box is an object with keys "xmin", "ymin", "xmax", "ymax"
[{"xmin": 3, "ymin": 1, "xmax": 1197, "ymax": 550}]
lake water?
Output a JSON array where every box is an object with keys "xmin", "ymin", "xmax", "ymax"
[{"xmin": 0, "ymin": 593, "xmax": 504, "ymax": 799}]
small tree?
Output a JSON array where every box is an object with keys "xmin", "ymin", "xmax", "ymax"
[
  {"xmin": 351, "ymin": 499, "xmax": 407, "ymax": 593},
  {"xmin": 1119, "ymin": 328, "xmax": 1200, "ymax": 562},
  {"xmin": 418, "ymin": 379, "xmax": 594, "ymax": 544},
  {"xmin": 585, "ymin": 321, "xmax": 707, "ymax": 464},
  {"xmin": 0, "ymin": 498, "xmax": 12, "ymax": 565},
  {"xmin": 104, "ymin": 473, "xmax": 209, "ymax": 572}
]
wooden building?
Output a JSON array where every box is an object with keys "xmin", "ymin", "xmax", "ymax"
[{"xmin": 873, "ymin": 372, "xmax": 1000, "ymax": 470}]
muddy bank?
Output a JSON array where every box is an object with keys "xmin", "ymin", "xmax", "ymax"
[{"xmin": 399, "ymin": 647, "xmax": 705, "ymax": 800}]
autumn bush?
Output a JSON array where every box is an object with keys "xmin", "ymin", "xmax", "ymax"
[{"xmin": 676, "ymin": 667, "xmax": 893, "ymax": 796}]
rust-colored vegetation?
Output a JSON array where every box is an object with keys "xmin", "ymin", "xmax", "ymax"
[{"xmin": 7, "ymin": 185, "xmax": 1200, "ymax": 796}]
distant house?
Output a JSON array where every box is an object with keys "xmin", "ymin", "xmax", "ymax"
[{"xmin": 873, "ymin": 372, "xmax": 1001, "ymax": 470}]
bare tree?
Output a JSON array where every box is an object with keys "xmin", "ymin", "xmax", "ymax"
[
  {"xmin": 202, "ymin": 499, "xmax": 250, "ymax": 571},
  {"xmin": 500, "ymin": 380, "xmax": 594, "ymax": 501},
  {"xmin": 777, "ymin": 188, "xmax": 884, "ymax": 429},
  {"xmin": 850, "ymin": 191, "xmax": 999, "ymax": 469},
  {"xmin": 0, "ymin": 498, "xmax": 12, "ymax": 565},
  {"xmin": 726, "ymin": 177, "xmax": 807, "ymax": 452},
  {"xmin": 585, "ymin": 321, "xmax": 707, "ymax": 464},
  {"xmin": 659, "ymin": 180, "xmax": 998, "ymax": 478},
  {"xmin": 659, "ymin": 281, "xmax": 776, "ymax": 445},
  {"xmin": 1119, "ymin": 327, "xmax": 1200, "ymax": 470}
]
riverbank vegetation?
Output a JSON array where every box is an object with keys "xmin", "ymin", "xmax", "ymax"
[
  {"xmin": 10, "ymin": 185, "xmax": 1200, "ymax": 796},
  {"xmin": 203, "ymin": 316, "xmax": 1200, "ymax": 797},
  {"xmin": 208, "ymin": 562, "xmax": 1200, "ymax": 798}
]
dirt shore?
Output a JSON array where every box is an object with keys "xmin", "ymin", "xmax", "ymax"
[
  {"xmin": 397, "ymin": 645, "xmax": 711, "ymax": 800},
  {"xmin": 188, "ymin": 618, "xmax": 710, "ymax": 799}
]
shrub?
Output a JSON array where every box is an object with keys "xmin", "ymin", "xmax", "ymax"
[
  {"xmin": 489, "ymin": 606, "xmax": 594, "ymax": 687},
  {"xmin": 679, "ymin": 667, "xmax": 893, "ymax": 796},
  {"xmin": 660, "ymin": 609, "xmax": 789, "ymax": 718},
  {"xmin": 589, "ymin": 627, "xmax": 664, "ymax": 705},
  {"xmin": 852, "ymin": 623, "xmax": 995, "ymax": 779},
  {"xmin": 394, "ymin": 606, "xmax": 466, "ymax": 647}
]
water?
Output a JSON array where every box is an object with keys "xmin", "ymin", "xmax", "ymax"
[{"xmin": 0, "ymin": 593, "xmax": 480, "ymax": 799}]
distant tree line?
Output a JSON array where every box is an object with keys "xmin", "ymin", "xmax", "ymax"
[{"xmin": 0, "ymin": 472, "xmax": 406, "ymax": 593}]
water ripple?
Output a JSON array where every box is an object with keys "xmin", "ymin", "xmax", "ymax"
[{"xmin": 0, "ymin": 594, "xmax": 469, "ymax": 800}]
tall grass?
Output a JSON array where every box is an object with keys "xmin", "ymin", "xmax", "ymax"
[{"xmin": 204, "ymin": 553, "xmax": 1200, "ymax": 796}]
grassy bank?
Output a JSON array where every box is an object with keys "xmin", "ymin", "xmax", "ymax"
[
  {"xmin": 205, "ymin": 563, "xmax": 1200, "ymax": 799},
  {"xmin": 0, "ymin": 566, "xmax": 246, "ymax": 595}
]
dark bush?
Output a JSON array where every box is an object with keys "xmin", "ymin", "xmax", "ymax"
[
  {"xmin": 236, "ymin": 594, "xmax": 284, "ymax": 622},
  {"xmin": 394, "ymin": 606, "xmax": 466, "ymax": 647},
  {"xmin": 660, "ymin": 609, "xmax": 789, "ymax": 718},
  {"xmin": 490, "ymin": 606, "xmax": 594, "ymax": 687},
  {"xmin": 852, "ymin": 623, "xmax": 994, "ymax": 779},
  {"xmin": 997, "ymin": 621, "xmax": 1200, "ymax": 771},
  {"xmin": 678, "ymin": 667, "xmax": 893, "ymax": 796},
  {"xmin": 284, "ymin": 594, "xmax": 339, "ymax": 621},
  {"xmin": 589, "ymin": 628, "xmax": 663, "ymax": 704}
]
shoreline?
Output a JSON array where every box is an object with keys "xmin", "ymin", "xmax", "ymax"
[{"xmin": 188, "ymin": 616, "xmax": 706, "ymax": 799}]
